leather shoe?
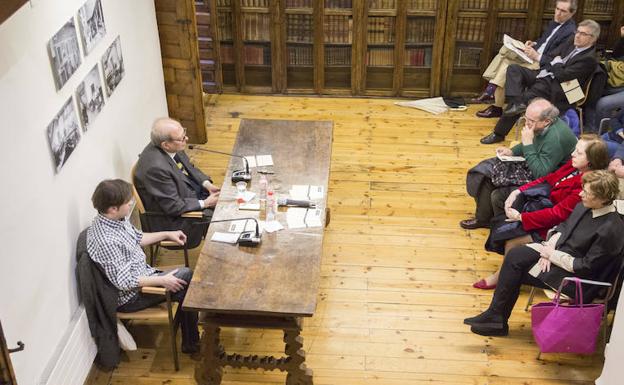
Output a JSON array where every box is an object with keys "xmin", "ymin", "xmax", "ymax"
[
  {"xmin": 459, "ymin": 218, "xmax": 489, "ymax": 229},
  {"xmin": 480, "ymin": 132, "xmax": 504, "ymax": 144},
  {"xmin": 472, "ymin": 279, "xmax": 497, "ymax": 290},
  {"xmin": 470, "ymin": 92, "xmax": 494, "ymax": 104},
  {"xmin": 502, "ymin": 103, "xmax": 527, "ymax": 117},
  {"xmin": 182, "ymin": 342, "xmax": 200, "ymax": 354},
  {"xmin": 476, "ymin": 105, "xmax": 502, "ymax": 118},
  {"xmin": 470, "ymin": 323, "xmax": 509, "ymax": 336}
]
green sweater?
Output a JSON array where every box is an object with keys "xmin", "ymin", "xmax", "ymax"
[{"xmin": 512, "ymin": 117, "xmax": 578, "ymax": 178}]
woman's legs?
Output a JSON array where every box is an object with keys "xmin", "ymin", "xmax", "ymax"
[{"xmin": 477, "ymin": 234, "xmax": 533, "ymax": 287}]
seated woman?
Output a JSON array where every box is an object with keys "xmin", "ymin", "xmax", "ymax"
[
  {"xmin": 474, "ymin": 134, "xmax": 609, "ymax": 289},
  {"xmin": 465, "ymin": 170, "xmax": 624, "ymax": 336}
]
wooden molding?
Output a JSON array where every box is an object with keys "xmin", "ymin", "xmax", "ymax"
[{"xmin": 1, "ymin": 0, "xmax": 27, "ymax": 25}]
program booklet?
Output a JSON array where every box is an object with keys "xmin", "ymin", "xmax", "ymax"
[{"xmin": 503, "ymin": 34, "xmax": 534, "ymax": 64}]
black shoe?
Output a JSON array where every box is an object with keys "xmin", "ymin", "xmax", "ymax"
[
  {"xmin": 459, "ymin": 218, "xmax": 490, "ymax": 230},
  {"xmin": 502, "ymin": 103, "xmax": 527, "ymax": 117},
  {"xmin": 470, "ymin": 92, "xmax": 494, "ymax": 104},
  {"xmin": 476, "ymin": 105, "xmax": 503, "ymax": 118},
  {"xmin": 464, "ymin": 310, "xmax": 503, "ymax": 327},
  {"xmin": 480, "ymin": 132, "xmax": 504, "ymax": 144},
  {"xmin": 181, "ymin": 342, "xmax": 200, "ymax": 354},
  {"xmin": 470, "ymin": 323, "xmax": 509, "ymax": 336}
]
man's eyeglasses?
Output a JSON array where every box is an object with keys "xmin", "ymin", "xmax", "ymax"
[
  {"xmin": 170, "ymin": 128, "xmax": 188, "ymax": 142},
  {"xmin": 575, "ymin": 30, "xmax": 593, "ymax": 37},
  {"xmin": 521, "ymin": 114, "xmax": 546, "ymax": 125}
]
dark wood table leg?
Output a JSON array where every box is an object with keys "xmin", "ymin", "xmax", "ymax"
[
  {"xmin": 195, "ymin": 322, "xmax": 223, "ymax": 385},
  {"xmin": 284, "ymin": 318, "xmax": 313, "ymax": 385}
]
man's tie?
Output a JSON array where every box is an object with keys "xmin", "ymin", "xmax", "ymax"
[
  {"xmin": 174, "ymin": 155, "xmax": 189, "ymax": 177},
  {"xmin": 562, "ymin": 48, "xmax": 580, "ymax": 64}
]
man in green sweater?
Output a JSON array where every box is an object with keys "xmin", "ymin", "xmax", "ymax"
[{"xmin": 461, "ymin": 98, "xmax": 578, "ymax": 229}]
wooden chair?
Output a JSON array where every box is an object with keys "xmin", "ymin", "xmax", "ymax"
[
  {"xmin": 130, "ymin": 163, "xmax": 206, "ymax": 267},
  {"xmin": 117, "ymin": 285, "xmax": 181, "ymax": 371}
]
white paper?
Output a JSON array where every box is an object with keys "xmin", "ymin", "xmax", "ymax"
[
  {"xmin": 503, "ymin": 34, "xmax": 533, "ymax": 64},
  {"xmin": 256, "ymin": 154, "xmax": 274, "ymax": 167},
  {"xmin": 290, "ymin": 185, "xmax": 310, "ymax": 199},
  {"xmin": 309, "ymin": 185, "xmax": 324, "ymax": 200},
  {"xmin": 305, "ymin": 208, "xmax": 323, "ymax": 228},
  {"xmin": 497, "ymin": 153, "xmax": 526, "ymax": 162},
  {"xmin": 263, "ymin": 220, "xmax": 284, "ymax": 233},
  {"xmin": 240, "ymin": 190, "xmax": 256, "ymax": 202},
  {"xmin": 211, "ymin": 232, "xmax": 240, "ymax": 244},
  {"xmin": 244, "ymin": 156, "xmax": 257, "ymax": 168},
  {"xmin": 239, "ymin": 202, "xmax": 260, "ymax": 210},
  {"xmin": 286, "ymin": 207, "xmax": 308, "ymax": 229}
]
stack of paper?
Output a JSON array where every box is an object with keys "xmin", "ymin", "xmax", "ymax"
[
  {"xmin": 243, "ymin": 154, "xmax": 274, "ymax": 168},
  {"xmin": 289, "ymin": 185, "xmax": 324, "ymax": 200},
  {"xmin": 286, "ymin": 208, "xmax": 323, "ymax": 229}
]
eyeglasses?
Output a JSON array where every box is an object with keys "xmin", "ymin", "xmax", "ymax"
[
  {"xmin": 521, "ymin": 114, "xmax": 546, "ymax": 125},
  {"xmin": 169, "ymin": 128, "xmax": 188, "ymax": 142},
  {"xmin": 575, "ymin": 30, "xmax": 593, "ymax": 37}
]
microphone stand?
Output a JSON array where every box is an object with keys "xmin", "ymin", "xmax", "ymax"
[
  {"xmin": 209, "ymin": 217, "xmax": 261, "ymax": 247},
  {"xmin": 188, "ymin": 145, "xmax": 251, "ymax": 183}
]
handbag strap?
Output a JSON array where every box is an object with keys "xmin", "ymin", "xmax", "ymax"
[{"xmin": 554, "ymin": 277, "xmax": 584, "ymax": 307}]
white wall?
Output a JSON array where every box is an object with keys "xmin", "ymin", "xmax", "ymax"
[
  {"xmin": 597, "ymin": 292, "xmax": 624, "ymax": 384},
  {"xmin": 0, "ymin": 1, "xmax": 167, "ymax": 384}
]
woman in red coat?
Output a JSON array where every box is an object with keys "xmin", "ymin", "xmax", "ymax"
[{"xmin": 474, "ymin": 134, "xmax": 609, "ymax": 289}]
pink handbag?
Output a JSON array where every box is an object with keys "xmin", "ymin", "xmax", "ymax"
[{"xmin": 531, "ymin": 277, "xmax": 604, "ymax": 354}]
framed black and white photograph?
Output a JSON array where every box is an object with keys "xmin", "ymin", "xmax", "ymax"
[
  {"xmin": 75, "ymin": 65, "xmax": 105, "ymax": 131},
  {"xmin": 101, "ymin": 36, "xmax": 124, "ymax": 97},
  {"xmin": 77, "ymin": 0, "xmax": 106, "ymax": 55},
  {"xmin": 46, "ymin": 98, "xmax": 82, "ymax": 173},
  {"xmin": 48, "ymin": 18, "xmax": 82, "ymax": 90}
]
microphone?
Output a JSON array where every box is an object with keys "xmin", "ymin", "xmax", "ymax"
[
  {"xmin": 187, "ymin": 145, "xmax": 251, "ymax": 183},
  {"xmin": 209, "ymin": 217, "xmax": 261, "ymax": 247},
  {"xmin": 277, "ymin": 198, "xmax": 316, "ymax": 208}
]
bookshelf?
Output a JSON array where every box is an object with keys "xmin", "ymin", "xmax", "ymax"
[{"xmin": 208, "ymin": 0, "xmax": 624, "ymax": 97}]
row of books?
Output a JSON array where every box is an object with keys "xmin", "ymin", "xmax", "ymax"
[
  {"xmin": 368, "ymin": 0, "xmax": 396, "ymax": 9},
  {"xmin": 241, "ymin": 0, "xmax": 269, "ymax": 7},
  {"xmin": 455, "ymin": 46, "xmax": 481, "ymax": 68},
  {"xmin": 406, "ymin": 17, "xmax": 435, "ymax": 43},
  {"xmin": 287, "ymin": 14, "xmax": 313, "ymax": 43},
  {"xmin": 288, "ymin": 45, "xmax": 313, "ymax": 65},
  {"xmin": 405, "ymin": 47, "xmax": 433, "ymax": 66},
  {"xmin": 367, "ymin": 17, "xmax": 395, "ymax": 44},
  {"xmin": 584, "ymin": 0, "xmax": 614, "ymax": 13},
  {"xmin": 455, "ymin": 17, "xmax": 487, "ymax": 42},
  {"xmin": 494, "ymin": 18, "xmax": 526, "ymax": 45},
  {"xmin": 366, "ymin": 48, "xmax": 394, "ymax": 66},
  {"xmin": 243, "ymin": 13, "xmax": 271, "ymax": 41},
  {"xmin": 325, "ymin": 0, "xmax": 352, "ymax": 8},
  {"xmin": 460, "ymin": 0, "xmax": 488, "ymax": 9},
  {"xmin": 217, "ymin": 12, "xmax": 233, "ymax": 41},
  {"xmin": 286, "ymin": 0, "xmax": 312, "ymax": 7},
  {"xmin": 325, "ymin": 46, "xmax": 351, "ymax": 65},
  {"xmin": 220, "ymin": 44, "xmax": 272, "ymax": 65},
  {"xmin": 498, "ymin": 0, "xmax": 528, "ymax": 10},
  {"xmin": 407, "ymin": 0, "xmax": 437, "ymax": 10},
  {"xmin": 324, "ymin": 15, "xmax": 353, "ymax": 43}
]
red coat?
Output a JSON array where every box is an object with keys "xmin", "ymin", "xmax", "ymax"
[{"xmin": 519, "ymin": 160, "xmax": 582, "ymax": 239}]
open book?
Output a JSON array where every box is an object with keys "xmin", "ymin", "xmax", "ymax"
[{"xmin": 503, "ymin": 34, "xmax": 534, "ymax": 64}]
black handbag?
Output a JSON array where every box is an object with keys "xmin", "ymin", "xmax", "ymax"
[{"xmin": 491, "ymin": 159, "xmax": 534, "ymax": 187}]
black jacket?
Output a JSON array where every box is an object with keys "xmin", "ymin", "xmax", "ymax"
[
  {"xmin": 536, "ymin": 18, "xmax": 577, "ymax": 66},
  {"xmin": 76, "ymin": 229, "xmax": 120, "ymax": 369}
]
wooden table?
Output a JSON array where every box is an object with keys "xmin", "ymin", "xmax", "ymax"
[{"xmin": 184, "ymin": 119, "xmax": 333, "ymax": 385}]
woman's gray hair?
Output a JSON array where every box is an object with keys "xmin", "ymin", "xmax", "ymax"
[{"xmin": 578, "ymin": 19, "xmax": 601, "ymax": 39}]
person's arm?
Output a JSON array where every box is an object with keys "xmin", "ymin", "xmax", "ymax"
[
  {"xmin": 143, "ymin": 167, "xmax": 202, "ymax": 215},
  {"xmin": 138, "ymin": 269, "xmax": 187, "ymax": 292},
  {"xmin": 140, "ymin": 230, "xmax": 186, "ymax": 247},
  {"xmin": 521, "ymin": 185, "xmax": 582, "ymax": 232},
  {"xmin": 614, "ymin": 144, "xmax": 624, "ymax": 161},
  {"xmin": 522, "ymin": 141, "xmax": 560, "ymax": 178},
  {"xmin": 550, "ymin": 54, "xmax": 597, "ymax": 83},
  {"xmin": 90, "ymin": 242, "xmax": 142, "ymax": 291}
]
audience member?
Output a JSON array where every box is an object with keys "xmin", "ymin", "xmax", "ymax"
[
  {"xmin": 86, "ymin": 179, "xmax": 200, "ymax": 354},
  {"xmin": 134, "ymin": 117, "xmax": 220, "ymax": 242},
  {"xmin": 601, "ymin": 110, "xmax": 624, "ymax": 157},
  {"xmin": 464, "ymin": 170, "xmax": 624, "ymax": 336},
  {"xmin": 480, "ymin": 20, "xmax": 600, "ymax": 144},
  {"xmin": 473, "ymin": 0, "xmax": 576, "ymax": 119},
  {"xmin": 462, "ymin": 99, "xmax": 577, "ymax": 229},
  {"xmin": 585, "ymin": 26, "xmax": 624, "ymax": 133},
  {"xmin": 473, "ymin": 135, "xmax": 608, "ymax": 289}
]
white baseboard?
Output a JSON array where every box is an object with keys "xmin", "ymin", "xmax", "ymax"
[{"xmin": 39, "ymin": 307, "xmax": 96, "ymax": 385}]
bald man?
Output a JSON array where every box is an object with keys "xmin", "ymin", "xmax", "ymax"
[{"xmin": 134, "ymin": 118, "xmax": 220, "ymax": 242}]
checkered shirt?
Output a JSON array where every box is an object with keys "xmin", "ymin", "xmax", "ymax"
[{"xmin": 87, "ymin": 214, "xmax": 157, "ymax": 306}]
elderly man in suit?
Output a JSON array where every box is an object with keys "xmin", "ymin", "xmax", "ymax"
[
  {"xmin": 474, "ymin": 0, "xmax": 577, "ymax": 119},
  {"xmin": 481, "ymin": 19, "xmax": 600, "ymax": 144},
  {"xmin": 134, "ymin": 117, "xmax": 220, "ymax": 242}
]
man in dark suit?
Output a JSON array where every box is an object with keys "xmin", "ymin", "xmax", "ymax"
[
  {"xmin": 474, "ymin": 0, "xmax": 577, "ymax": 119},
  {"xmin": 134, "ymin": 117, "xmax": 220, "ymax": 243},
  {"xmin": 481, "ymin": 19, "xmax": 600, "ymax": 144}
]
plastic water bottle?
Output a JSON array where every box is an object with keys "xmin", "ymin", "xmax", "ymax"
[
  {"xmin": 266, "ymin": 190, "xmax": 275, "ymax": 221},
  {"xmin": 258, "ymin": 174, "xmax": 268, "ymax": 220}
]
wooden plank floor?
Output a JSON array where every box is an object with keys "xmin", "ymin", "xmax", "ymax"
[{"xmin": 86, "ymin": 95, "xmax": 603, "ymax": 385}]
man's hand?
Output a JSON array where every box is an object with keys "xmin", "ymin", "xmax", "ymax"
[
  {"xmin": 524, "ymin": 40, "xmax": 536, "ymax": 48},
  {"xmin": 504, "ymin": 189, "xmax": 521, "ymax": 210},
  {"xmin": 159, "ymin": 269, "xmax": 187, "ymax": 293},
  {"xmin": 203, "ymin": 181, "xmax": 221, "ymax": 194},
  {"xmin": 203, "ymin": 192, "xmax": 220, "ymax": 208},
  {"xmin": 521, "ymin": 125, "xmax": 535, "ymax": 145},
  {"xmin": 496, "ymin": 146, "xmax": 513, "ymax": 156},
  {"xmin": 523, "ymin": 45, "xmax": 539, "ymax": 61},
  {"xmin": 609, "ymin": 158, "xmax": 623, "ymax": 171},
  {"xmin": 167, "ymin": 230, "xmax": 187, "ymax": 246},
  {"xmin": 538, "ymin": 257, "xmax": 552, "ymax": 273},
  {"xmin": 550, "ymin": 56, "xmax": 563, "ymax": 65}
]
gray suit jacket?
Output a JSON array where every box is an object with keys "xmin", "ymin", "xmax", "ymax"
[{"xmin": 134, "ymin": 143, "xmax": 212, "ymax": 235}]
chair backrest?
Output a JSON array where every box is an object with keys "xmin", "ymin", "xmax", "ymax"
[{"xmin": 130, "ymin": 163, "xmax": 146, "ymax": 215}]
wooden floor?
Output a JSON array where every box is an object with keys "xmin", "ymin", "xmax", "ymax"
[{"xmin": 86, "ymin": 95, "xmax": 603, "ymax": 385}]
